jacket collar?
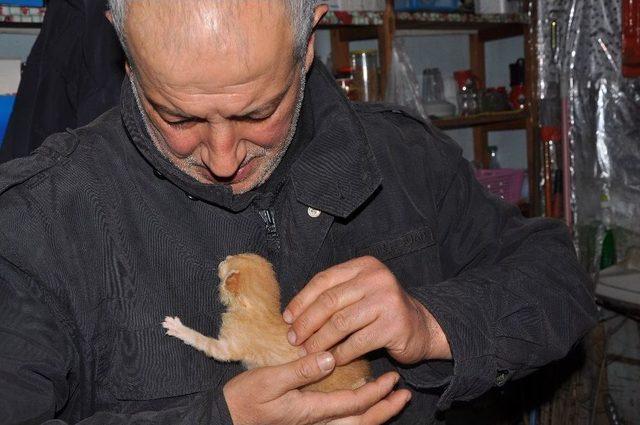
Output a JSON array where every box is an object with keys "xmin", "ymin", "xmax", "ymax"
[{"xmin": 121, "ymin": 60, "xmax": 381, "ymax": 218}]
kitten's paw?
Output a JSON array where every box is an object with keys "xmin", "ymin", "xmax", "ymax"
[{"xmin": 162, "ymin": 316, "xmax": 186, "ymax": 338}]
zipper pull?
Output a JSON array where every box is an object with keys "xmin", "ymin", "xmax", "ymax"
[{"xmin": 258, "ymin": 208, "xmax": 280, "ymax": 251}]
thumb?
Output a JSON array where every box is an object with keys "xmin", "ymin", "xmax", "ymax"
[{"xmin": 265, "ymin": 352, "xmax": 335, "ymax": 399}]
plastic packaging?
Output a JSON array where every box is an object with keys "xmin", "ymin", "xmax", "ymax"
[
  {"xmin": 536, "ymin": 0, "xmax": 640, "ymax": 275},
  {"xmin": 385, "ymin": 38, "xmax": 429, "ymax": 120}
]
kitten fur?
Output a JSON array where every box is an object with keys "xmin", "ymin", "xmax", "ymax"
[{"xmin": 162, "ymin": 253, "xmax": 371, "ymax": 392}]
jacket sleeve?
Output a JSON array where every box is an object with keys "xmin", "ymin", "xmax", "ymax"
[
  {"xmin": 398, "ymin": 143, "xmax": 598, "ymax": 410},
  {"xmin": 0, "ymin": 256, "xmax": 233, "ymax": 425}
]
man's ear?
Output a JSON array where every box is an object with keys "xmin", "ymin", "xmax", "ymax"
[
  {"xmin": 304, "ymin": 4, "xmax": 329, "ymax": 71},
  {"xmin": 105, "ymin": 10, "xmax": 114, "ymax": 25}
]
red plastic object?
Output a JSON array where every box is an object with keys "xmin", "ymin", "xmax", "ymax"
[
  {"xmin": 453, "ymin": 70, "xmax": 474, "ymax": 90},
  {"xmin": 540, "ymin": 125, "xmax": 562, "ymax": 142},
  {"xmin": 509, "ymin": 84, "xmax": 526, "ymax": 110},
  {"xmin": 623, "ymin": 0, "xmax": 640, "ymax": 77},
  {"xmin": 475, "ymin": 169, "xmax": 525, "ymax": 204}
]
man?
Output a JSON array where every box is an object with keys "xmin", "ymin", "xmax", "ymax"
[{"xmin": 0, "ymin": 1, "xmax": 596, "ymax": 424}]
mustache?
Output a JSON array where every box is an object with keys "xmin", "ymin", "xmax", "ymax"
[{"xmin": 184, "ymin": 147, "xmax": 268, "ymax": 169}]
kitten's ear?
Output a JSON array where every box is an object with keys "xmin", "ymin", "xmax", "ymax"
[{"xmin": 224, "ymin": 271, "xmax": 241, "ymax": 295}]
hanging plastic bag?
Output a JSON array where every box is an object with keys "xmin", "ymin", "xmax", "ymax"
[{"xmin": 384, "ymin": 38, "xmax": 428, "ymax": 121}]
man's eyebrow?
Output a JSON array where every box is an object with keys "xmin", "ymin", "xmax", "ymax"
[
  {"xmin": 148, "ymin": 99, "xmax": 190, "ymax": 118},
  {"xmin": 238, "ymin": 88, "xmax": 289, "ymax": 118}
]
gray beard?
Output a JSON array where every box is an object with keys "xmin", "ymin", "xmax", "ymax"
[{"xmin": 128, "ymin": 66, "xmax": 307, "ymax": 194}]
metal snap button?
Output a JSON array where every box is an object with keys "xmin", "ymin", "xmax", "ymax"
[
  {"xmin": 495, "ymin": 370, "xmax": 509, "ymax": 387},
  {"xmin": 307, "ymin": 207, "xmax": 321, "ymax": 218}
]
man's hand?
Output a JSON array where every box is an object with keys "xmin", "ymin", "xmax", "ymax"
[
  {"xmin": 223, "ymin": 351, "xmax": 411, "ymax": 425},
  {"xmin": 283, "ymin": 256, "xmax": 452, "ymax": 367}
]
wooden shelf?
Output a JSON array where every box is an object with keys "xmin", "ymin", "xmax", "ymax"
[
  {"xmin": 396, "ymin": 11, "xmax": 529, "ymax": 27},
  {"xmin": 0, "ymin": 5, "xmax": 45, "ymax": 30},
  {"xmin": 0, "ymin": 22, "xmax": 41, "ymax": 36},
  {"xmin": 320, "ymin": 11, "xmax": 384, "ymax": 27},
  {"xmin": 432, "ymin": 110, "xmax": 529, "ymax": 130},
  {"xmin": 396, "ymin": 12, "xmax": 528, "ymax": 40}
]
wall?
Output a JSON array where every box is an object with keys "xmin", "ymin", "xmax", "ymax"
[{"xmin": 0, "ymin": 32, "xmax": 37, "ymax": 61}]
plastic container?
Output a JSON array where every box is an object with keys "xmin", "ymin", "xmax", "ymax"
[
  {"xmin": 394, "ymin": 0, "xmax": 460, "ymax": 12},
  {"xmin": 475, "ymin": 0, "xmax": 522, "ymax": 14},
  {"xmin": 475, "ymin": 169, "xmax": 525, "ymax": 204},
  {"xmin": 0, "ymin": 95, "xmax": 15, "ymax": 149},
  {"xmin": 0, "ymin": 0, "xmax": 44, "ymax": 6}
]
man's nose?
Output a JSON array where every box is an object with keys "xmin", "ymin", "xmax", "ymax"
[{"xmin": 202, "ymin": 123, "xmax": 244, "ymax": 178}]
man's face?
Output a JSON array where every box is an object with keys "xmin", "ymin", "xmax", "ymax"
[{"xmin": 125, "ymin": 0, "xmax": 314, "ymax": 194}]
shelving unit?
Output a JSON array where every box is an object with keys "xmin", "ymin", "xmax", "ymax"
[
  {"xmin": 321, "ymin": 1, "xmax": 540, "ymax": 215},
  {"xmin": 0, "ymin": 4, "xmax": 45, "ymax": 32},
  {"xmin": 432, "ymin": 109, "xmax": 528, "ymax": 130}
]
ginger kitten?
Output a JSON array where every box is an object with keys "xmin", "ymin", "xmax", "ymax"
[{"xmin": 162, "ymin": 253, "xmax": 371, "ymax": 392}]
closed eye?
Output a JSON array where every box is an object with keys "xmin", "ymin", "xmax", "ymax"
[
  {"xmin": 233, "ymin": 112, "xmax": 274, "ymax": 123},
  {"xmin": 166, "ymin": 117, "xmax": 204, "ymax": 129}
]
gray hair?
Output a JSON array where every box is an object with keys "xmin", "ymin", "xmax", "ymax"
[{"xmin": 108, "ymin": 0, "xmax": 321, "ymax": 63}]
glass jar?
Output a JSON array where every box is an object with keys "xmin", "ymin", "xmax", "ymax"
[
  {"xmin": 454, "ymin": 70, "xmax": 479, "ymax": 116},
  {"xmin": 334, "ymin": 67, "xmax": 359, "ymax": 101},
  {"xmin": 350, "ymin": 49, "xmax": 380, "ymax": 102},
  {"xmin": 422, "ymin": 68, "xmax": 445, "ymax": 103}
]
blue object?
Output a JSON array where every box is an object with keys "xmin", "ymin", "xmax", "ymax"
[
  {"xmin": 394, "ymin": 0, "xmax": 460, "ymax": 12},
  {"xmin": 0, "ymin": 95, "xmax": 16, "ymax": 149},
  {"xmin": 0, "ymin": 0, "xmax": 44, "ymax": 6}
]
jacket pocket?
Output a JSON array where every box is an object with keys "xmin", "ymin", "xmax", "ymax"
[
  {"xmin": 355, "ymin": 226, "xmax": 435, "ymax": 261},
  {"xmin": 351, "ymin": 225, "xmax": 442, "ymax": 288},
  {"xmin": 104, "ymin": 313, "xmax": 236, "ymax": 401}
]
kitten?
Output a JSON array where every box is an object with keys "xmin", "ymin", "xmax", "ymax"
[{"xmin": 162, "ymin": 253, "xmax": 371, "ymax": 392}]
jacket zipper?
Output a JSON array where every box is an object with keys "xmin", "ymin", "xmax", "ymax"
[{"xmin": 258, "ymin": 208, "xmax": 280, "ymax": 251}]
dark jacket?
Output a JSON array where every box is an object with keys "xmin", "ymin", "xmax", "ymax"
[
  {"xmin": 0, "ymin": 0, "xmax": 124, "ymax": 163},
  {"xmin": 0, "ymin": 61, "xmax": 597, "ymax": 424}
]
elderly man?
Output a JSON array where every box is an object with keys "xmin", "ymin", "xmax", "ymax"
[{"xmin": 0, "ymin": 0, "xmax": 596, "ymax": 424}]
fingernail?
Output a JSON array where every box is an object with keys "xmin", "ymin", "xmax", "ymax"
[
  {"xmin": 405, "ymin": 392, "xmax": 412, "ymax": 403},
  {"xmin": 317, "ymin": 352, "xmax": 335, "ymax": 372},
  {"xmin": 298, "ymin": 346, "xmax": 307, "ymax": 358},
  {"xmin": 393, "ymin": 374, "xmax": 400, "ymax": 385},
  {"xmin": 283, "ymin": 310, "xmax": 293, "ymax": 324},
  {"xmin": 287, "ymin": 330, "xmax": 297, "ymax": 345}
]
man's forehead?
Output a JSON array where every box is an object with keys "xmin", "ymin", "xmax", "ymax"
[
  {"xmin": 126, "ymin": 1, "xmax": 292, "ymax": 66},
  {"xmin": 125, "ymin": 0, "xmax": 295, "ymax": 88},
  {"xmin": 126, "ymin": 0, "xmax": 289, "ymax": 41}
]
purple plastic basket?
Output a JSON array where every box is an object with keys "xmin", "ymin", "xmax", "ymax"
[{"xmin": 475, "ymin": 169, "xmax": 525, "ymax": 204}]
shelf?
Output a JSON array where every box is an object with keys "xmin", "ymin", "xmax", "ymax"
[
  {"xmin": 396, "ymin": 12, "xmax": 528, "ymax": 40},
  {"xmin": 0, "ymin": 5, "xmax": 45, "ymax": 30},
  {"xmin": 320, "ymin": 11, "xmax": 384, "ymax": 27},
  {"xmin": 432, "ymin": 110, "xmax": 528, "ymax": 130},
  {"xmin": 396, "ymin": 11, "xmax": 529, "ymax": 27},
  {"xmin": 0, "ymin": 21, "xmax": 41, "ymax": 32}
]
